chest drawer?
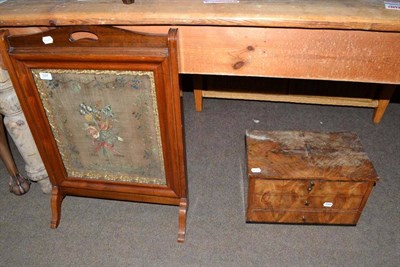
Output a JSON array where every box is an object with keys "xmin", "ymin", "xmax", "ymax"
[
  {"xmin": 252, "ymin": 190, "xmax": 364, "ymax": 211},
  {"xmin": 247, "ymin": 210, "xmax": 359, "ymax": 225},
  {"xmin": 254, "ymin": 179, "xmax": 369, "ymax": 196}
]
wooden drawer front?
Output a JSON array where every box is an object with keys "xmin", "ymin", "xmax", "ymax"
[
  {"xmin": 252, "ymin": 193, "xmax": 364, "ymax": 211},
  {"xmin": 254, "ymin": 179, "xmax": 369, "ymax": 197},
  {"xmin": 247, "ymin": 210, "xmax": 358, "ymax": 225}
]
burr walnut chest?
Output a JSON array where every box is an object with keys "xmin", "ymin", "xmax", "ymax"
[{"xmin": 246, "ymin": 131, "xmax": 378, "ymax": 225}]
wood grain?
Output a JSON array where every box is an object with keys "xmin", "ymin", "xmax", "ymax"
[
  {"xmin": 122, "ymin": 26, "xmax": 400, "ymax": 84},
  {"xmin": 0, "ymin": 0, "xmax": 399, "ymax": 32},
  {"xmin": 246, "ymin": 131, "xmax": 378, "ymax": 181},
  {"xmin": 253, "ymin": 180, "xmax": 369, "ymax": 196},
  {"xmin": 253, "ymin": 192, "xmax": 364, "ymax": 211}
]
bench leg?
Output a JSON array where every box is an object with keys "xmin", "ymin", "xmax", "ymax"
[
  {"xmin": 193, "ymin": 75, "xmax": 203, "ymax": 112},
  {"xmin": 373, "ymin": 84, "xmax": 396, "ymax": 124}
]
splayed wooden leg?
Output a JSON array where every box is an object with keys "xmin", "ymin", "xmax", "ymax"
[
  {"xmin": 177, "ymin": 198, "xmax": 188, "ymax": 243},
  {"xmin": 373, "ymin": 84, "xmax": 396, "ymax": 124},
  {"xmin": 50, "ymin": 186, "xmax": 64, "ymax": 229},
  {"xmin": 193, "ymin": 75, "xmax": 203, "ymax": 112}
]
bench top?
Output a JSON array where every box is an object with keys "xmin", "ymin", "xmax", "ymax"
[{"xmin": 0, "ymin": 0, "xmax": 399, "ymax": 32}]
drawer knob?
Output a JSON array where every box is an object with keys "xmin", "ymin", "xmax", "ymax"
[
  {"xmin": 307, "ymin": 181, "xmax": 315, "ymax": 192},
  {"xmin": 304, "ymin": 200, "xmax": 310, "ymax": 206},
  {"xmin": 302, "ymin": 216, "xmax": 306, "ymax": 222}
]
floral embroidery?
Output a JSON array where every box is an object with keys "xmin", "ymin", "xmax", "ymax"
[
  {"xmin": 79, "ymin": 103, "xmax": 123, "ymax": 157},
  {"xmin": 130, "ymin": 79, "xmax": 140, "ymax": 90}
]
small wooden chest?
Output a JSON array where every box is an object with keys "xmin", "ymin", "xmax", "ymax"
[{"xmin": 246, "ymin": 130, "xmax": 378, "ymax": 225}]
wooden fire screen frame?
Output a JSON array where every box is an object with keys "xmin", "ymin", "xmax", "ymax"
[{"xmin": 0, "ymin": 26, "xmax": 188, "ymax": 242}]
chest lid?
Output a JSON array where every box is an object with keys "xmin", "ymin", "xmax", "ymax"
[{"xmin": 246, "ymin": 130, "xmax": 378, "ymax": 182}]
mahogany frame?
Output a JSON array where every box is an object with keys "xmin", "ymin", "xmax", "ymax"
[{"xmin": 0, "ymin": 26, "xmax": 188, "ymax": 242}]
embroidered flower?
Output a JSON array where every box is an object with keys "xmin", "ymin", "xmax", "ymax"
[
  {"xmin": 85, "ymin": 114, "xmax": 94, "ymax": 122},
  {"xmin": 99, "ymin": 119, "xmax": 111, "ymax": 131},
  {"xmin": 79, "ymin": 102, "xmax": 123, "ymax": 157},
  {"xmin": 86, "ymin": 126, "xmax": 100, "ymax": 139}
]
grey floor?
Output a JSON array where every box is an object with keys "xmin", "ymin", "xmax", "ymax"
[{"xmin": 1, "ymin": 91, "xmax": 399, "ymax": 266}]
